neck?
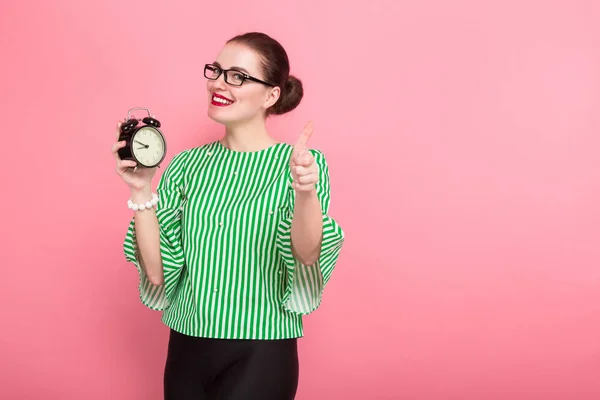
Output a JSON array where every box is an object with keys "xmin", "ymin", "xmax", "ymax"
[{"xmin": 221, "ymin": 115, "xmax": 278, "ymax": 152}]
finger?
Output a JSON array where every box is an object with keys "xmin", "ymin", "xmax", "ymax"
[
  {"xmin": 294, "ymin": 165, "xmax": 317, "ymax": 176},
  {"xmin": 297, "ymin": 173, "xmax": 318, "ymax": 184},
  {"xmin": 111, "ymin": 141, "xmax": 126, "ymax": 152},
  {"xmin": 116, "ymin": 121, "xmax": 123, "ymax": 140},
  {"xmin": 116, "ymin": 159, "xmax": 137, "ymax": 173},
  {"xmin": 112, "ymin": 141, "xmax": 126, "ymax": 161},
  {"xmin": 294, "ymin": 121, "xmax": 314, "ymax": 149},
  {"xmin": 293, "ymin": 165, "xmax": 308, "ymax": 176},
  {"xmin": 294, "ymin": 153, "xmax": 314, "ymax": 167},
  {"xmin": 120, "ymin": 159, "xmax": 137, "ymax": 168},
  {"xmin": 293, "ymin": 182, "xmax": 316, "ymax": 192}
]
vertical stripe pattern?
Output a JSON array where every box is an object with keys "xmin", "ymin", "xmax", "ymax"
[{"xmin": 123, "ymin": 141, "xmax": 345, "ymax": 339}]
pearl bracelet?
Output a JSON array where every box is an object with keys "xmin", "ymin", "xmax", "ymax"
[{"xmin": 127, "ymin": 193, "xmax": 159, "ymax": 211}]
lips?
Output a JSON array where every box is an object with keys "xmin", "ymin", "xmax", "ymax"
[{"xmin": 211, "ymin": 93, "xmax": 234, "ymax": 107}]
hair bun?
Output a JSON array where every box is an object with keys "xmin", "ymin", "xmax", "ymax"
[
  {"xmin": 273, "ymin": 75, "xmax": 303, "ymax": 115},
  {"xmin": 285, "ymin": 76, "xmax": 298, "ymax": 91}
]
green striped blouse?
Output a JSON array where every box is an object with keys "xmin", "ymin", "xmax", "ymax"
[{"xmin": 123, "ymin": 141, "xmax": 345, "ymax": 339}]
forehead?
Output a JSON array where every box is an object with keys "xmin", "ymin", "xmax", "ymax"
[{"xmin": 215, "ymin": 43, "xmax": 262, "ymax": 75}]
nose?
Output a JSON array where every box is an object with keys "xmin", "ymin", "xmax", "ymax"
[{"xmin": 211, "ymin": 73, "xmax": 227, "ymax": 91}]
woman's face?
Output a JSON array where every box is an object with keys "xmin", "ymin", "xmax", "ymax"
[{"xmin": 206, "ymin": 42, "xmax": 280, "ymax": 126}]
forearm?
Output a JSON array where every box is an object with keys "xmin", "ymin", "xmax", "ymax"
[
  {"xmin": 290, "ymin": 190, "xmax": 323, "ymax": 265},
  {"xmin": 131, "ymin": 187, "xmax": 164, "ymax": 286}
]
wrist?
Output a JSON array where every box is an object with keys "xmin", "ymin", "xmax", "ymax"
[
  {"xmin": 294, "ymin": 188, "xmax": 318, "ymax": 202},
  {"xmin": 130, "ymin": 187, "xmax": 153, "ymax": 203},
  {"xmin": 127, "ymin": 192, "xmax": 159, "ymax": 211}
]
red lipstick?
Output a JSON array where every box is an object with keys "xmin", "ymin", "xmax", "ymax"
[{"xmin": 211, "ymin": 93, "xmax": 234, "ymax": 107}]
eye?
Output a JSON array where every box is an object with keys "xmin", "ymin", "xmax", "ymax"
[{"xmin": 205, "ymin": 65, "xmax": 221, "ymax": 78}]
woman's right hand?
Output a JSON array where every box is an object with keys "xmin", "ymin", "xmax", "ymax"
[{"xmin": 112, "ymin": 120, "xmax": 158, "ymax": 192}]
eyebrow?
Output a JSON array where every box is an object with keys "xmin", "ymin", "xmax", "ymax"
[{"xmin": 213, "ymin": 61, "xmax": 250, "ymax": 74}]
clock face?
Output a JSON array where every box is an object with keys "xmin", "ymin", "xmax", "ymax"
[{"xmin": 131, "ymin": 126, "xmax": 166, "ymax": 167}]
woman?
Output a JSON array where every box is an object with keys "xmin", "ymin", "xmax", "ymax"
[{"xmin": 112, "ymin": 32, "xmax": 345, "ymax": 399}]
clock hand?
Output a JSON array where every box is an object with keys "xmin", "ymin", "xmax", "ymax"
[
  {"xmin": 134, "ymin": 140, "xmax": 149, "ymax": 148},
  {"xmin": 136, "ymin": 147, "xmax": 147, "ymax": 150}
]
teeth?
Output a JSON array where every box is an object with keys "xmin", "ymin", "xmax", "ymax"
[{"xmin": 213, "ymin": 96, "xmax": 233, "ymax": 105}]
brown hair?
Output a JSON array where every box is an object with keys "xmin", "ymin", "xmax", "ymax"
[{"xmin": 227, "ymin": 32, "xmax": 303, "ymax": 116}]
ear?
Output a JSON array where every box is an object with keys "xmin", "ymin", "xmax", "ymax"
[{"xmin": 263, "ymin": 86, "xmax": 281, "ymax": 110}]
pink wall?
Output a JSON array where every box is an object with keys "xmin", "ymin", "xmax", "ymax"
[{"xmin": 2, "ymin": 0, "xmax": 599, "ymax": 399}]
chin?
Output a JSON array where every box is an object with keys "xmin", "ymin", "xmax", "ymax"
[
  {"xmin": 207, "ymin": 106, "xmax": 255, "ymax": 126},
  {"xmin": 207, "ymin": 107, "xmax": 229, "ymax": 124}
]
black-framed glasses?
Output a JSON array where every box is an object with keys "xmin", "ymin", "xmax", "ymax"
[{"xmin": 204, "ymin": 64, "xmax": 275, "ymax": 87}]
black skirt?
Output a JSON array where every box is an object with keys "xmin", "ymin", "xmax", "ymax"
[{"xmin": 163, "ymin": 328, "xmax": 299, "ymax": 400}]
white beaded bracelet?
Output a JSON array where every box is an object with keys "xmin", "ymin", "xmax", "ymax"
[{"xmin": 127, "ymin": 193, "xmax": 159, "ymax": 211}]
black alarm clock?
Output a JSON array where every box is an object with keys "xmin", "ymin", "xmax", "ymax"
[{"xmin": 118, "ymin": 107, "xmax": 167, "ymax": 168}]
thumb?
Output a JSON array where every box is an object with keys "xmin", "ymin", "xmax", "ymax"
[{"xmin": 295, "ymin": 121, "xmax": 314, "ymax": 150}]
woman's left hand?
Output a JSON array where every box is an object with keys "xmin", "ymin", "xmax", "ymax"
[{"xmin": 290, "ymin": 121, "xmax": 319, "ymax": 193}]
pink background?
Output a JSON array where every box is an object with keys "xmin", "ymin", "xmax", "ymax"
[{"xmin": 2, "ymin": 0, "xmax": 599, "ymax": 399}]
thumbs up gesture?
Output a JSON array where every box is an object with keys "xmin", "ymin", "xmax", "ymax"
[{"xmin": 290, "ymin": 121, "xmax": 318, "ymax": 193}]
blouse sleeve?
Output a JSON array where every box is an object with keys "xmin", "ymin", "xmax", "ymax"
[
  {"xmin": 276, "ymin": 149, "xmax": 345, "ymax": 315},
  {"xmin": 123, "ymin": 150, "xmax": 189, "ymax": 311}
]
